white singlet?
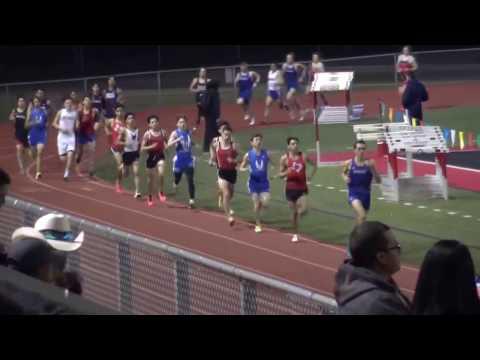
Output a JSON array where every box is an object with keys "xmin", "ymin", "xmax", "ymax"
[{"xmin": 124, "ymin": 128, "xmax": 139, "ymax": 153}]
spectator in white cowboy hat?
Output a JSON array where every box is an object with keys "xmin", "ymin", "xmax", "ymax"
[
  {"xmin": 7, "ymin": 227, "xmax": 56, "ymax": 283},
  {"xmin": 34, "ymin": 213, "xmax": 84, "ymax": 252},
  {"xmin": 33, "ymin": 213, "xmax": 84, "ymax": 291}
]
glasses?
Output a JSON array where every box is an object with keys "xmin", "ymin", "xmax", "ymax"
[{"xmin": 41, "ymin": 230, "xmax": 75, "ymax": 242}]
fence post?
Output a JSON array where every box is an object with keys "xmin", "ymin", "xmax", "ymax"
[
  {"xmin": 5, "ymin": 85, "xmax": 9, "ymax": 102},
  {"xmin": 393, "ymin": 54, "xmax": 397, "ymax": 86},
  {"xmin": 83, "ymin": 78, "xmax": 88, "ymax": 94},
  {"xmin": 118, "ymin": 234, "xmax": 133, "ymax": 314},
  {"xmin": 174, "ymin": 257, "xmax": 191, "ymax": 315},
  {"xmin": 240, "ymin": 279, "xmax": 257, "ymax": 315},
  {"xmin": 156, "ymin": 71, "xmax": 161, "ymax": 106}
]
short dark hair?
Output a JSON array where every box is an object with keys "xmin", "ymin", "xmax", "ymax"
[
  {"xmin": 115, "ymin": 104, "xmax": 124, "ymax": 111},
  {"xmin": 240, "ymin": 62, "xmax": 248, "ymax": 66},
  {"xmin": 287, "ymin": 137, "xmax": 299, "ymax": 145},
  {"xmin": 412, "ymin": 240, "xmax": 480, "ymax": 315},
  {"xmin": 125, "ymin": 112, "xmax": 135, "ymax": 119},
  {"xmin": 353, "ymin": 140, "xmax": 366, "ymax": 149},
  {"xmin": 176, "ymin": 114, "xmax": 188, "ymax": 122},
  {"xmin": 349, "ymin": 221, "xmax": 391, "ymax": 269},
  {"xmin": 63, "ymin": 97, "xmax": 72, "ymax": 103},
  {"xmin": 218, "ymin": 120, "xmax": 230, "ymax": 129},
  {"xmin": 250, "ymin": 134, "xmax": 263, "ymax": 142},
  {"xmin": 147, "ymin": 115, "xmax": 159, "ymax": 124},
  {"xmin": 0, "ymin": 168, "xmax": 11, "ymax": 186}
]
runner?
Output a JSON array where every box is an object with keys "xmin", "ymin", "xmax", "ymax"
[
  {"xmin": 189, "ymin": 68, "xmax": 211, "ymax": 125},
  {"xmin": 397, "ymin": 45, "xmax": 418, "ymax": 83},
  {"xmin": 234, "ymin": 62, "xmax": 260, "ymax": 126},
  {"xmin": 282, "ymin": 53, "xmax": 307, "ymax": 122},
  {"xmin": 168, "ymin": 115, "xmax": 197, "ymax": 208},
  {"xmin": 122, "ymin": 112, "xmax": 141, "ymax": 199},
  {"xmin": 342, "ymin": 140, "xmax": 381, "ymax": 225},
  {"xmin": 28, "ymin": 89, "xmax": 53, "ymax": 121},
  {"xmin": 239, "ymin": 134, "xmax": 273, "ymax": 233},
  {"xmin": 9, "ymin": 96, "xmax": 31, "ymax": 175},
  {"xmin": 277, "ymin": 137, "xmax": 317, "ymax": 243},
  {"xmin": 75, "ymin": 96, "xmax": 100, "ymax": 178},
  {"xmin": 52, "ymin": 98, "xmax": 79, "ymax": 181},
  {"xmin": 141, "ymin": 115, "xmax": 173, "ymax": 207},
  {"xmin": 104, "ymin": 104, "xmax": 127, "ymax": 193},
  {"xmin": 26, "ymin": 96, "xmax": 48, "ymax": 180},
  {"xmin": 263, "ymin": 63, "xmax": 283, "ymax": 124},
  {"xmin": 212, "ymin": 124, "xmax": 238, "ymax": 226},
  {"xmin": 307, "ymin": 52, "xmax": 328, "ymax": 106},
  {"xmin": 90, "ymin": 83, "xmax": 104, "ymax": 121},
  {"xmin": 70, "ymin": 91, "xmax": 81, "ymax": 111},
  {"xmin": 103, "ymin": 77, "xmax": 124, "ymax": 120}
]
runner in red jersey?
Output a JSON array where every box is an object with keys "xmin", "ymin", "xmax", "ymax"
[
  {"xmin": 104, "ymin": 104, "xmax": 126, "ymax": 193},
  {"xmin": 212, "ymin": 124, "xmax": 238, "ymax": 226},
  {"xmin": 141, "ymin": 115, "xmax": 176, "ymax": 207},
  {"xmin": 277, "ymin": 137, "xmax": 317, "ymax": 242},
  {"xmin": 75, "ymin": 96, "xmax": 100, "ymax": 178}
]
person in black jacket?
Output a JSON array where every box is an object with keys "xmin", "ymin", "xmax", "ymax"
[
  {"xmin": 202, "ymin": 80, "xmax": 221, "ymax": 153},
  {"xmin": 400, "ymin": 72, "xmax": 429, "ymax": 125},
  {"xmin": 334, "ymin": 221, "xmax": 411, "ymax": 315},
  {"xmin": 412, "ymin": 240, "xmax": 480, "ymax": 315}
]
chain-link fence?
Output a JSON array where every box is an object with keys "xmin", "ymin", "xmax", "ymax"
[
  {"xmin": 0, "ymin": 196, "xmax": 338, "ymax": 315},
  {"xmin": 1, "ymin": 48, "xmax": 479, "ymax": 116}
]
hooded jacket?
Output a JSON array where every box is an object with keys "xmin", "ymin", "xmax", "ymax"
[{"xmin": 334, "ymin": 261, "xmax": 411, "ymax": 315}]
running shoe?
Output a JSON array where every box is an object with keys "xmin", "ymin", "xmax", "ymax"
[
  {"xmin": 291, "ymin": 234, "xmax": 299, "ymax": 243},
  {"xmin": 188, "ymin": 199, "xmax": 195, "ymax": 209},
  {"xmin": 134, "ymin": 192, "xmax": 142, "ymax": 199},
  {"xmin": 159, "ymin": 192, "xmax": 167, "ymax": 203},
  {"xmin": 249, "ymin": 118, "xmax": 256, "ymax": 126},
  {"xmin": 35, "ymin": 172, "xmax": 42, "ymax": 180},
  {"xmin": 254, "ymin": 225, "xmax": 262, "ymax": 233},
  {"xmin": 115, "ymin": 183, "xmax": 123, "ymax": 194},
  {"xmin": 147, "ymin": 196, "xmax": 154, "ymax": 207},
  {"xmin": 228, "ymin": 216, "xmax": 235, "ymax": 227}
]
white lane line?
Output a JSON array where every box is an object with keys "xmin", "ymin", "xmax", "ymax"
[
  {"xmin": 417, "ymin": 205, "xmax": 427, "ymax": 209},
  {"xmin": 339, "ymin": 189, "xmax": 348, "ymax": 193},
  {"xmin": 315, "ymin": 184, "xmax": 323, "ymax": 187},
  {"xmin": 433, "ymin": 209, "xmax": 441, "ymax": 212},
  {"xmin": 377, "ymin": 197, "xmax": 385, "ymax": 200},
  {"xmin": 327, "ymin": 186, "xmax": 335, "ymax": 190},
  {"xmin": 403, "ymin": 203, "xmax": 413, "ymax": 206},
  {"xmin": 463, "ymin": 215, "xmax": 472, "ymax": 218},
  {"xmin": 448, "ymin": 211, "xmax": 457, "ymax": 215}
]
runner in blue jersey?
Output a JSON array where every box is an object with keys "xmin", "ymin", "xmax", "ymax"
[
  {"xmin": 26, "ymin": 96, "xmax": 48, "ymax": 180},
  {"xmin": 342, "ymin": 140, "xmax": 381, "ymax": 225},
  {"xmin": 168, "ymin": 115, "xmax": 198, "ymax": 209},
  {"xmin": 103, "ymin": 77, "xmax": 124, "ymax": 119},
  {"xmin": 240, "ymin": 134, "xmax": 273, "ymax": 233},
  {"xmin": 235, "ymin": 62, "xmax": 260, "ymax": 127},
  {"xmin": 282, "ymin": 53, "xmax": 306, "ymax": 122}
]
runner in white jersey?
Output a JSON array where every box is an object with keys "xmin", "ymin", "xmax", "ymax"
[
  {"xmin": 122, "ymin": 112, "xmax": 141, "ymax": 199},
  {"xmin": 52, "ymin": 98, "xmax": 78, "ymax": 181},
  {"xmin": 263, "ymin": 63, "xmax": 283, "ymax": 123},
  {"xmin": 307, "ymin": 52, "xmax": 329, "ymax": 106}
]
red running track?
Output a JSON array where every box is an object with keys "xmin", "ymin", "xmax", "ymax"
[{"xmin": 4, "ymin": 81, "xmax": 477, "ymax": 299}]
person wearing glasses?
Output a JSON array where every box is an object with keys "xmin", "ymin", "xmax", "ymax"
[
  {"xmin": 334, "ymin": 221, "xmax": 411, "ymax": 315},
  {"xmin": 342, "ymin": 140, "xmax": 381, "ymax": 225}
]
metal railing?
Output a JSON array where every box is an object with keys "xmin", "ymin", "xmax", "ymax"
[
  {"xmin": 1, "ymin": 47, "xmax": 480, "ymax": 114},
  {"xmin": 0, "ymin": 196, "xmax": 338, "ymax": 315}
]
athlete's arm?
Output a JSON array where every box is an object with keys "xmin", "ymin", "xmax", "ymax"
[
  {"xmin": 166, "ymin": 131, "xmax": 182, "ymax": 148},
  {"xmin": 209, "ymin": 138, "xmax": 218, "ymax": 166},
  {"xmin": 75, "ymin": 112, "xmax": 80, "ymax": 131},
  {"xmin": 116, "ymin": 128, "xmax": 127, "ymax": 146},
  {"xmin": 342, "ymin": 160, "xmax": 351, "ymax": 184},
  {"xmin": 411, "ymin": 57, "xmax": 419, "ymax": 72},
  {"xmin": 141, "ymin": 131, "xmax": 155, "ymax": 152},
  {"xmin": 234, "ymin": 73, "xmax": 240, "ymax": 88},
  {"xmin": 239, "ymin": 153, "xmax": 249, "ymax": 172},
  {"xmin": 297, "ymin": 63, "xmax": 307, "ymax": 83},
  {"xmin": 52, "ymin": 111, "xmax": 61, "ymax": 130},
  {"xmin": 104, "ymin": 118, "xmax": 112, "ymax": 136},
  {"xmin": 189, "ymin": 78, "xmax": 198, "ymax": 93},
  {"xmin": 93, "ymin": 109, "xmax": 100, "ymax": 132},
  {"xmin": 368, "ymin": 159, "xmax": 382, "ymax": 183},
  {"xmin": 116, "ymin": 88, "xmax": 125, "ymax": 105},
  {"xmin": 251, "ymin": 71, "xmax": 261, "ymax": 87},
  {"xmin": 276, "ymin": 155, "xmax": 289, "ymax": 178}
]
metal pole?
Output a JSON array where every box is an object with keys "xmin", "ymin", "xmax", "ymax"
[
  {"xmin": 157, "ymin": 45, "xmax": 162, "ymax": 69},
  {"xmin": 394, "ymin": 54, "xmax": 397, "ymax": 86}
]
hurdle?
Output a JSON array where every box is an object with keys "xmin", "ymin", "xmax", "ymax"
[{"xmin": 354, "ymin": 123, "xmax": 449, "ymax": 201}]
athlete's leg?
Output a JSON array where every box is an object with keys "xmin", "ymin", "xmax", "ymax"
[
  {"xmin": 36, "ymin": 144, "xmax": 45, "ymax": 178},
  {"xmin": 185, "ymin": 167, "xmax": 195, "ymax": 200},
  {"xmin": 297, "ymin": 194, "xmax": 308, "ymax": 216},
  {"xmin": 252, "ymin": 193, "xmax": 262, "ymax": 227},
  {"xmin": 132, "ymin": 161, "xmax": 140, "ymax": 196},
  {"xmin": 65, "ymin": 150, "xmax": 74, "ymax": 179},
  {"xmin": 86, "ymin": 141, "xmax": 96, "ymax": 175},
  {"xmin": 157, "ymin": 160, "xmax": 166, "ymax": 200},
  {"xmin": 16, "ymin": 143, "xmax": 26, "ymax": 174},
  {"xmin": 264, "ymin": 96, "xmax": 273, "ymax": 122},
  {"xmin": 351, "ymin": 199, "xmax": 368, "ymax": 225},
  {"xmin": 147, "ymin": 167, "xmax": 156, "ymax": 205},
  {"xmin": 113, "ymin": 151, "xmax": 123, "ymax": 192},
  {"xmin": 288, "ymin": 200, "xmax": 299, "ymax": 235}
]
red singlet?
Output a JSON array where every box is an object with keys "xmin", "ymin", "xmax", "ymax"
[
  {"xmin": 111, "ymin": 119, "xmax": 125, "ymax": 152},
  {"xmin": 286, "ymin": 152, "xmax": 308, "ymax": 191},
  {"xmin": 216, "ymin": 141, "xmax": 237, "ymax": 170},
  {"xmin": 78, "ymin": 108, "xmax": 97, "ymax": 136},
  {"xmin": 145, "ymin": 130, "xmax": 166, "ymax": 154}
]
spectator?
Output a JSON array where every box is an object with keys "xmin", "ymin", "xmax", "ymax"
[
  {"xmin": 334, "ymin": 221, "xmax": 411, "ymax": 315},
  {"xmin": 57, "ymin": 270, "xmax": 83, "ymax": 296},
  {"xmin": 7, "ymin": 227, "xmax": 56, "ymax": 283},
  {"xmin": 202, "ymin": 79, "xmax": 221, "ymax": 153},
  {"xmin": 0, "ymin": 168, "xmax": 11, "ymax": 209},
  {"xmin": 397, "ymin": 45, "xmax": 418, "ymax": 79},
  {"xmin": 400, "ymin": 72, "xmax": 429, "ymax": 126},
  {"xmin": 412, "ymin": 240, "xmax": 480, "ymax": 315}
]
